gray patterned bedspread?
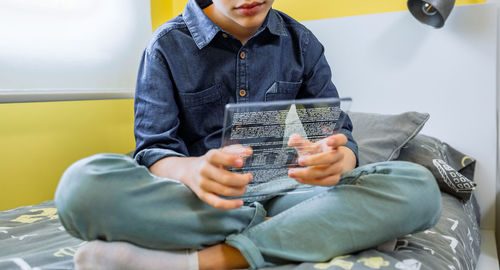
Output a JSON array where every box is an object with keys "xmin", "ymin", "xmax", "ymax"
[{"xmin": 0, "ymin": 192, "xmax": 480, "ymax": 270}]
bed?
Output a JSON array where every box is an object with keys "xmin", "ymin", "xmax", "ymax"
[
  {"xmin": 0, "ymin": 3, "xmax": 498, "ymax": 270},
  {"xmin": 0, "ymin": 192, "xmax": 482, "ymax": 270}
]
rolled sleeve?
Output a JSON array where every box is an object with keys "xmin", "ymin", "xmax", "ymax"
[
  {"xmin": 340, "ymin": 128, "xmax": 359, "ymax": 167},
  {"xmin": 134, "ymin": 148, "xmax": 186, "ymax": 168}
]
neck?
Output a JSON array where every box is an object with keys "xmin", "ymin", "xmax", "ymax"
[{"xmin": 203, "ymin": 5, "xmax": 259, "ymax": 44}]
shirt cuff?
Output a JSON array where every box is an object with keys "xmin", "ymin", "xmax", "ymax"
[
  {"xmin": 339, "ymin": 129, "xmax": 359, "ymax": 168},
  {"xmin": 134, "ymin": 148, "xmax": 187, "ymax": 168}
]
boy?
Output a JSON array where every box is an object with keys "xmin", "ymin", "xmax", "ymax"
[{"xmin": 55, "ymin": 0, "xmax": 442, "ymax": 269}]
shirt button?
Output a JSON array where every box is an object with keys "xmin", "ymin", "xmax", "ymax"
[
  {"xmin": 222, "ymin": 33, "xmax": 228, "ymax": 38},
  {"xmin": 239, "ymin": 89, "xmax": 247, "ymax": 97},
  {"xmin": 240, "ymin": 51, "xmax": 246, "ymax": 59}
]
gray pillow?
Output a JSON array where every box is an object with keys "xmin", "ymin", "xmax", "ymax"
[
  {"xmin": 349, "ymin": 111, "xmax": 429, "ymax": 166},
  {"xmin": 397, "ymin": 134, "xmax": 476, "ymax": 201}
]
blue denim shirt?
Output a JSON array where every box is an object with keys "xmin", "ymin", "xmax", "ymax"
[{"xmin": 134, "ymin": 0, "xmax": 358, "ymax": 168}]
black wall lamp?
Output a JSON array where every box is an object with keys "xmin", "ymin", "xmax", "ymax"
[{"xmin": 407, "ymin": 0, "xmax": 456, "ymax": 28}]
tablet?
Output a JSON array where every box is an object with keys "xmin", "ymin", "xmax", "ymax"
[{"xmin": 221, "ymin": 97, "xmax": 352, "ymax": 198}]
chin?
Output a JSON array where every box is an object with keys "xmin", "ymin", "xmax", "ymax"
[{"xmin": 235, "ymin": 14, "xmax": 268, "ymax": 29}]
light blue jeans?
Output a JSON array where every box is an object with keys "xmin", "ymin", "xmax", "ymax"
[{"xmin": 54, "ymin": 154, "xmax": 442, "ymax": 269}]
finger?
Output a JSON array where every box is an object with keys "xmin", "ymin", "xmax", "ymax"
[
  {"xmin": 287, "ymin": 134, "xmax": 311, "ymax": 147},
  {"xmin": 222, "ymin": 144, "xmax": 253, "ymax": 159},
  {"xmin": 200, "ymin": 164, "xmax": 252, "ymax": 187},
  {"xmin": 206, "ymin": 149, "xmax": 245, "ymax": 168},
  {"xmin": 289, "ymin": 163, "xmax": 343, "ymax": 180},
  {"xmin": 288, "ymin": 134, "xmax": 318, "ymax": 155},
  {"xmin": 325, "ymin": 134, "xmax": 348, "ymax": 149},
  {"xmin": 295, "ymin": 174, "xmax": 342, "ymax": 187},
  {"xmin": 199, "ymin": 178, "xmax": 247, "ymax": 197},
  {"xmin": 298, "ymin": 150, "xmax": 344, "ymax": 167},
  {"xmin": 200, "ymin": 191, "xmax": 244, "ymax": 210}
]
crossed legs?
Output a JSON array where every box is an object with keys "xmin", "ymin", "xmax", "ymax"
[{"xmin": 55, "ymin": 154, "xmax": 442, "ymax": 269}]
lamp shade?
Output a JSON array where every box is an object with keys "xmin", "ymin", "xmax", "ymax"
[{"xmin": 407, "ymin": 0, "xmax": 455, "ymax": 28}]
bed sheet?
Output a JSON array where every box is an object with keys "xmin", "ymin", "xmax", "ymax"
[{"xmin": 0, "ymin": 192, "xmax": 480, "ymax": 270}]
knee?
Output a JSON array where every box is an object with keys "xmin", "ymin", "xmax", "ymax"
[
  {"xmin": 391, "ymin": 161, "xmax": 443, "ymax": 231},
  {"xmin": 54, "ymin": 153, "xmax": 138, "ymax": 239},
  {"xmin": 416, "ymin": 169, "xmax": 442, "ymax": 230}
]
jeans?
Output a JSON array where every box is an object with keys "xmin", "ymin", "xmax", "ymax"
[{"xmin": 54, "ymin": 153, "xmax": 442, "ymax": 269}]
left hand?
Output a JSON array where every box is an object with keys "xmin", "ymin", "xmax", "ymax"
[{"xmin": 287, "ymin": 133, "xmax": 356, "ymax": 186}]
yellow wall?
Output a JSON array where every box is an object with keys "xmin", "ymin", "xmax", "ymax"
[
  {"xmin": 1, "ymin": 0, "xmax": 486, "ymax": 211},
  {"xmin": 0, "ymin": 100, "xmax": 134, "ymax": 210},
  {"xmin": 151, "ymin": 0, "xmax": 173, "ymax": 31},
  {"xmin": 152, "ymin": 0, "xmax": 486, "ymax": 29}
]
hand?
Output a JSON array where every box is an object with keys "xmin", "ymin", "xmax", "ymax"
[
  {"xmin": 287, "ymin": 133, "xmax": 356, "ymax": 186},
  {"xmin": 184, "ymin": 145, "xmax": 253, "ymax": 210}
]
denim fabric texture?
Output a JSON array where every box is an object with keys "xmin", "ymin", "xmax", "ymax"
[{"xmin": 133, "ymin": 0, "xmax": 358, "ymax": 168}]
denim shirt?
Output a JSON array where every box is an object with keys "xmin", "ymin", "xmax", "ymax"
[{"xmin": 134, "ymin": 0, "xmax": 358, "ymax": 168}]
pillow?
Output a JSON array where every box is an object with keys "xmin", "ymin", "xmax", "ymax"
[
  {"xmin": 349, "ymin": 111, "xmax": 430, "ymax": 166},
  {"xmin": 396, "ymin": 134, "xmax": 477, "ymax": 201}
]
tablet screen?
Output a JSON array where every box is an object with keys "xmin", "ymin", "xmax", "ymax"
[{"xmin": 221, "ymin": 97, "xmax": 352, "ymax": 198}]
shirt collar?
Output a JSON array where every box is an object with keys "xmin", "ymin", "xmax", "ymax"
[
  {"xmin": 266, "ymin": 9, "xmax": 288, "ymax": 37},
  {"xmin": 183, "ymin": 0, "xmax": 287, "ymax": 50}
]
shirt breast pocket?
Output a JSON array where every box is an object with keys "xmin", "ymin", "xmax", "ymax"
[
  {"xmin": 178, "ymin": 84, "xmax": 225, "ymax": 133},
  {"xmin": 178, "ymin": 84, "xmax": 223, "ymax": 109},
  {"xmin": 264, "ymin": 81, "xmax": 302, "ymax": 102}
]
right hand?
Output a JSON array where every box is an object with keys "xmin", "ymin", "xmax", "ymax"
[{"xmin": 186, "ymin": 145, "xmax": 253, "ymax": 210}]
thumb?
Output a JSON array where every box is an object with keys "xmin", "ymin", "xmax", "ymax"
[
  {"xmin": 288, "ymin": 134, "xmax": 317, "ymax": 156},
  {"xmin": 325, "ymin": 133, "xmax": 348, "ymax": 149},
  {"xmin": 222, "ymin": 144, "xmax": 253, "ymax": 158}
]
